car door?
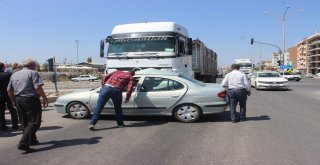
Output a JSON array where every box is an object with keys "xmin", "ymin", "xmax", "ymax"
[
  {"xmin": 134, "ymin": 76, "xmax": 187, "ymax": 115},
  {"xmin": 120, "ymin": 76, "xmax": 141, "ymax": 114}
]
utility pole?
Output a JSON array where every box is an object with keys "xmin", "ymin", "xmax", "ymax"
[{"xmin": 75, "ymin": 40, "xmax": 79, "ymax": 64}]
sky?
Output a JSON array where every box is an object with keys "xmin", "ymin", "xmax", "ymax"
[{"xmin": 0, "ymin": 0, "xmax": 319, "ymax": 66}]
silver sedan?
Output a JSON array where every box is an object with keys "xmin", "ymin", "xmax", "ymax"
[{"xmin": 54, "ymin": 69, "xmax": 228, "ymax": 122}]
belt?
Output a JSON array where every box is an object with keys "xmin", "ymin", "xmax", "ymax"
[
  {"xmin": 104, "ymin": 84, "xmax": 121, "ymax": 92},
  {"xmin": 105, "ymin": 83, "xmax": 115, "ymax": 88},
  {"xmin": 228, "ymin": 88, "xmax": 246, "ymax": 91}
]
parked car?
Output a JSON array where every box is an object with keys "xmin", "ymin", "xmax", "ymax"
[
  {"xmin": 306, "ymin": 73, "xmax": 314, "ymax": 78},
  {"xmin": 71, "ymin": 75, "xmax": 98, "ymax": 82},
  {"xmin": 279, "ymin": 72, "xmax": 301, "ymax": 81},
  {"xmin": 251, "ymin": 71, "xmax": 289, "ymax": 90},
  {"xmin": 55, "ymin": 68, "xmax": 228, "ymax": 122}
]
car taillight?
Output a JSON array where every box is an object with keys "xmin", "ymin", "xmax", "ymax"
[{"xmin": 218, "ymin": 91, "xmax": 227, "ymax": 98}]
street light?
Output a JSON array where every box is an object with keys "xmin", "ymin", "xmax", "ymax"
[
  {"xmin": 264, "ymin": 6, "xmax": 303, "ymax": 66},
  {"xmin": 75, "ymin": 40, "xmax": 79, "ymax": 64}
]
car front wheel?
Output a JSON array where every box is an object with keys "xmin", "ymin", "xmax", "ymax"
[
  {"xmin": 255, "ymin": 82, "xmax": 259, "ymax": 90},
  {"xmin": 173, "ymin": 104, "xmax": 202, "ymax": 123},
  {"xmin": 67, "ymin": 102, "xmax": 90, "ymax": 119}
]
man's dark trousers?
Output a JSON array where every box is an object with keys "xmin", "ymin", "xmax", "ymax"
[
  {"xmin": 15, "ymin": 96, "xmax": 42, "ymax": 146},
  {"xmin": 227, "ymin": 88, "xmax": 247, "ymax": 121},
  {"xmin": 0, "ymin": 92, "xmax": 19, "ymax": 130}
]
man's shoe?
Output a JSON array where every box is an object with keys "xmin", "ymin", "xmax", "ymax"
[
  {"xmin": 30, "ymin": 140, "xmax": 40, "ymax": 146},
  {"xmin": 231, "ymin": 119, "xmax": 239, "ymax": 123},
  {"xmin": 12, "ymin": 125, "xmax": 20, "ymax": 130},
  {"xmin": 240, "ymin": 118, "xmax": 246, "ymax": 121},
  {"xmin": 88, "ymin": 124, "xmax": 95, "ymax": 131},
  {"xmin": 117, "ymin": 125, "xmax": 125, "ymax": 128},
  {"xmin": 18, "ymin": 145, "xmax": 34, "ymax": 153}
]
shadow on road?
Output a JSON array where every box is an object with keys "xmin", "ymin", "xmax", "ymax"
[
  {"xmin": 200, "ymin": 112, "xmax": 271, "ymax": 122},
  {"xmin": 94, "ymin": 116, "xmax": 169, "ymax": 131},
  {"xmin": 245, "ymin": 115, "xmax": 270, "ymax": 121},
  {"xmin": 39, "ymin": 126, "xmax": 63, "ymax": 131},
  {"xmin": 31, "ymin": 137, "xmax": 103, "ymax": 152},
  {"xmin": 200, "ymin": 111, "xmax": 230, "ymax": 123}
]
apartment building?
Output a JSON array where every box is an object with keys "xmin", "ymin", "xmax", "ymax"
[
  {"xmin": 288, "ymin": 46, "xmax": 298, "ymax": 70},
  {"xmin": 306, "ymin": 33, "xmax": 320, "ymax": 75},
  {"xmin": 296, "ymin": 41, "xmax": 307, "ymax": 74}
]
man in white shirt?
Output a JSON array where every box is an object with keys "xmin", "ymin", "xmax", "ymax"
[{"xmin": 221, "ymin": 64, "xmax": 251, "ymax": 123}]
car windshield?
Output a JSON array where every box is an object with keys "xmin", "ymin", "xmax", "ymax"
[
  {"xmin": 258, "ymin": 73, "xmax": 280, "ymax": 77},
  {"xmin": 179, "ymin": 75, "xmax": 205, "ymax": 86}
]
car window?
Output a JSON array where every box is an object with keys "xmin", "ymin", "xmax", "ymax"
[
  {"xmin": 258, "ymin": 73, "xmax": 280, "ymax": 77},
  {"xmin": 179, "ymin": 75, "xmax": 205, "ymax": 86},
  {"xmin": 121, "ymin": 77, "xmax": 140, "ymax": 92},
  {"xmin": 140, "ymin": 77, "xmax": 184, "ymax": 92}
]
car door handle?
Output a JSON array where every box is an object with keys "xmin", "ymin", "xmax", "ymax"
[{"xmin": 171, "ymin": 95, "xmax": 179, "ymax": 98}]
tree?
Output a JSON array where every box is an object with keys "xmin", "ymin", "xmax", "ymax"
[
  {"xmin": 42, "ymin": 63, "xmax": 48, "ymax": 72},
  {"xmin": 87, "ymin": 57, "xmax": 92, "ymax": 63}
]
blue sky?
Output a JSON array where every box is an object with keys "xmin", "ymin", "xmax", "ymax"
[{"xmin": 0, "ymin": 0, "xmax": 319, "ymax": 66}]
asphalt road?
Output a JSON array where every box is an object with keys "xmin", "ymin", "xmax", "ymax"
[{"xmin": 1, "ymin": 78, "xmax": 320, "ymax": 165}]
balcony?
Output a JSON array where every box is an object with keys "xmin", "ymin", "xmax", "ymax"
[
  {"xmin": 309, "ymin": 53, "xmax": 320, "ymax": 57},
  {"xmin": 308, "ymin": 47, "xmax": 320, "ymax": 52},
  {"xmin": 308, "ymin": 40, "xmax": 320, "ymax": 46},
  {"xmin": 309, "ymin": 60, "xmax": 320, "ymax": 63}
]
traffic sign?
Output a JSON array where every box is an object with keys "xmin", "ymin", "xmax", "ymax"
[{"xmin": 280, "ymin": 65, "xmax": 292, "ymax": 69}]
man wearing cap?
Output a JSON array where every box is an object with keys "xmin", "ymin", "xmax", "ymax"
[{"xmin": 89, "ymin": 70, "xmax": 135, "ymax": 130}]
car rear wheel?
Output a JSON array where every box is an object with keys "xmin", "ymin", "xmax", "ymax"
[
  {"xmin": 67, "ymin": 102, "xmax": 90, "ymax": 119},
  {"xmin": 173, "ymin": 104, "xmax": 202, "ymax": 123}
]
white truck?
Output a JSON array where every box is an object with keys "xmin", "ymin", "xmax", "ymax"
[
  {"xmin": 234, "ymin": 59, "xmax": 253, "ymax": 78},
  {"xmin": 99, "ymin": 22, "xmax": 217, "ymax": 83}
]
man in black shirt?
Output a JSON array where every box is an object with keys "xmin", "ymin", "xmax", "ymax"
[{"xmin": 0, "ymin": 62, "xmax": 19, "ymax": 131}]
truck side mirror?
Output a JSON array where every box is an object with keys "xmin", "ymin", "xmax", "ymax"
[
  {"xmin": 187, "ymin": 38, "xmax": 193, "ymax": 55},
  {"xmin": 100, "ymin": 40, "xmax": 105, "ymax": 57}
]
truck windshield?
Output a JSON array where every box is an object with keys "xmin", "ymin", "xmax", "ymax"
[
  {"xmin": 108, "ymin": 37, "xmax": 175, "ymax": 54},
  {"xmin": 238, "ymin": 63, "xmax": 252, "ymax": 68}
]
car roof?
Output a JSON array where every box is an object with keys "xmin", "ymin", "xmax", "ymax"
[
  {"xmin": 256, "ymin": 71, "xmax": 279, "ymax": 74},
  {"xmin": 135, "ymin": 68, "xmax": 180, "ymax": 76}
]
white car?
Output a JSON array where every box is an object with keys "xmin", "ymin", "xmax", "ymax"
[
  {"xmin": 71, "ymin": 75, "xmax": 98, "ymax": 82},
  {"xmin": 55, "ymin": 68, "xmax": 228, "ymax": 123},
  {"xmin": 251, "ymin": 71, "xmax": 289, "ymax": 90},
  {"xmin": 279, "ymin": 72, "xmax": 302, "ymax": 81}
]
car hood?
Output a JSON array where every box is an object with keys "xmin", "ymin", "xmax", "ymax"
[
  {"xmin": 258, "ymin": 77, "xmax": 287, "ymax": 82},
  {"xmin": 55, "ymin": 88, "xmax": 98, "ymax": 101}
]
